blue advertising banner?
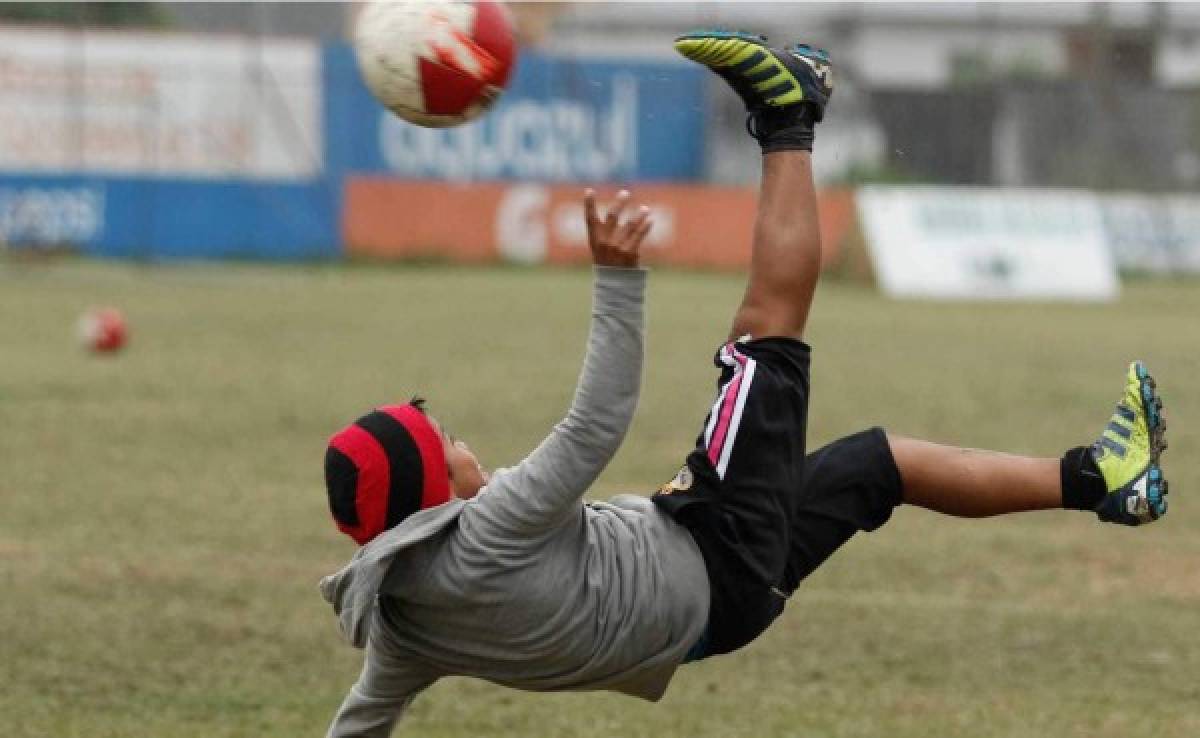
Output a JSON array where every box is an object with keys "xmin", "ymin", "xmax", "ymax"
[
  {"xmin": 325, "ymin": 44, "xmax": 707, "ymax": 183},
  {"xmin": 0, "ymin": 176, "xmax": 338, "ymax": 261}
]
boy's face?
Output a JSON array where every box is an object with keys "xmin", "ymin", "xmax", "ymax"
[{"xmin": 430, "ymin": 417, "xmax": 489, "ymax": 500}]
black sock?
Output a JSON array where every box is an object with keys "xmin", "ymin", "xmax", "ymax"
[
  {"xmin": 1060, "ymin": 446, "xmax": 1106, "ymax": 511},
  {"xmin": 751, "ymin": 105, "xmax": 817, "ymax": 153}
]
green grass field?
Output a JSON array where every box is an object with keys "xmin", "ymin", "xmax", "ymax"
[{"xmin": 3, "ymin": 260, "xmax": 1198, "ymax": 738}]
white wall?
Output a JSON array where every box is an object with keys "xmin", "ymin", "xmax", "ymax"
[{"xmin": 0, "ymin": 25, "xmax": 321, "ymax": 179}]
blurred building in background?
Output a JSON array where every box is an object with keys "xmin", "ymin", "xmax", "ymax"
[
  {"xmin": 1, "ymin": 1, "xmax": 1197, "ymax": 286},
  {"xmin": 9, "ymin": 1, "xmax": 1195, "ymax": 189},
  {"xmin": 133, "ymin": 1, "xmax": 1200, "ymax": 190},
  {"xmin": 548, "ymin": 2, "xmax": 1200, "ymax": 190}
]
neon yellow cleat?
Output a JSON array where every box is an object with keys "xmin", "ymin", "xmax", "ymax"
[{"xmin": 1092, "ymin": 361, "xmax": 1169, "ymax": 525}]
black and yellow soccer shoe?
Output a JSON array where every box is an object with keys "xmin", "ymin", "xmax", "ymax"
[{"xmin": 674, "ymin": 30, "xmax": 833, "ymax": 121}]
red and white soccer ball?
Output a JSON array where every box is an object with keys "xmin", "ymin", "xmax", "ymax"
[
  {"xmin": 354, "ymin": 0, "xmax": 516, "ymax": 128},
  {"xmin": 78, "ymin": 307, "xmax": 128, "ymax": 354}
]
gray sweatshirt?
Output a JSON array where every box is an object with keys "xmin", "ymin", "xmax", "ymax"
[{"xmin": 319, "ymin": 266, "xmax": 711, "ymax": 738}]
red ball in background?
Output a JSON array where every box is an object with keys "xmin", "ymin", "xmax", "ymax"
[{"xmin": 78, "ymin": 307, "xmax": 128, "ymax": 354}]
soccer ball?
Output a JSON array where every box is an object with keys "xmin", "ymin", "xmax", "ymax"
[
  {"xmin": 354, "ymin": 0, "xmax": 516, "ymax": 128},
  {"xmin": 78, "ymin": 307, "xmax": 127, "ymax": 354}
]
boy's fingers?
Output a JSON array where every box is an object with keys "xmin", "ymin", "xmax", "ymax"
[
  {"xmin": 584, "ymin": 189, "xmax": 604, "ymax": 249},
  {"xmin": 630, "ymin": 216, "xmax": 654, "ymax": 249},
  {"xmin": 583, "ymin": 189, "xmax": 599, "ymax": 233},
  {"xmin": 605, "ymin": 189, "xmax": 631, "ymax": 227},
  {"xmin": 619, "ymin": 205, "xmax": 651, "ymax": 242}
]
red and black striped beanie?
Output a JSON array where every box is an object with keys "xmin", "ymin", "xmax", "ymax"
[{"xmin": 324, "ymin": 404, "xmax": 451, "ymax": 545}]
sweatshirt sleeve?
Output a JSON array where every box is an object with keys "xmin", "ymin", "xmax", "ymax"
[
  {"xmin": 465, "ymin": 266, "xmax": 646, "ymax": 535},
  {"xmin": 325, "ymin": 641, "xmax": 437, "ymax": 738}
]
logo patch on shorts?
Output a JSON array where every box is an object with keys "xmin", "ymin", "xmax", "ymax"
[{"xmin": 658, "ymin": 465, "xmax": 694, "ymax": 495}]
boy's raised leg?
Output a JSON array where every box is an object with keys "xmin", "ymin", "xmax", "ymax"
[
  {"xmin": 731, "ymin": 151, "xmax": 822, "ymax": 340},
  {"xmin": 674, "ymin": 32, "xmax": 834, "ymax": 340}
]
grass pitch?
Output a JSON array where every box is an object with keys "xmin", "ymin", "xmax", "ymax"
[{"xmin": 2, "ymin": 260, "xmax": 1198, "ymax": 738}]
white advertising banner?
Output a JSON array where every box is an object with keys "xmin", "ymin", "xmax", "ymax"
[
  {"xmin": 0, "ymin": 26, "xmax": 321, "ymax": 179},
  {"xmin": 1100, "ymin": 193, "xmax": 1200, "ymax": 275},
  {"xmin": 858, "ymin": 186, "xmax": 1119, "ymax": 301}
]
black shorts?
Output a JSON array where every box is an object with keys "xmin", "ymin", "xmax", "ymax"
[{"xmin": 654, "ymin": 337, "xmax": 902, "ymax": 658}]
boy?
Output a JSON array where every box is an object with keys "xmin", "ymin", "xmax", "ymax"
[{"xmin": 320, "ymin": 32, "xmax": 1169, "ymax": 738}]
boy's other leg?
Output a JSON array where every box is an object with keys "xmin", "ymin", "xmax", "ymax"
[
  {"xmin": 781, "ymin": 361, "xmax": 1170, "ymax": 591},
  {"xmin": 897, "ymin": 360, "xmax": 1169, "ymax": 524},
  {"xmin": 782, "ymin": 431, "xmax": 1069, "ymax": 591},
  {"xmin": 890, "ymin": 438, "xmax": 1061, "ymax": 518}
]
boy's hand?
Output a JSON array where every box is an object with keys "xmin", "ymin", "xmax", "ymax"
[{"xmin": 583, "ymin": 189, "xmax": 652, "ymax": 268}]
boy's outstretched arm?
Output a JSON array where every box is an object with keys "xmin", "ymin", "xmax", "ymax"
[{"xmin": 465, "ymin": 190, "xmax": 653, "ymax": 536}]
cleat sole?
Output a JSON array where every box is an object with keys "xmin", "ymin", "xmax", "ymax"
[
  {"xmin": 1136, "ymin": 362, "xmax": 1169, "ymax": 520},
  {"xmin": 1134, "ymin": 362, "xmax": 1166, "ymax": 462},
  {"xmin": 1094, "ymin": 362, "xmax": 1170, "ymax": 525}
]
